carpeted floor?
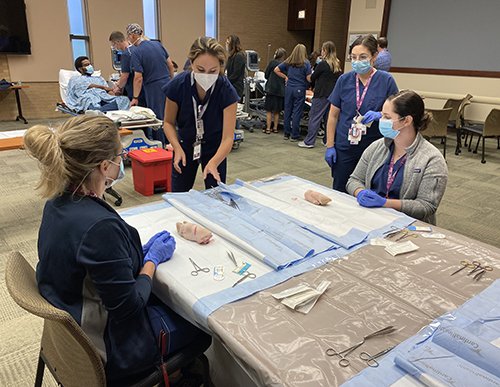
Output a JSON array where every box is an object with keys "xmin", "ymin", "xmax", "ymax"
[{"xmin": 0, "ymin": 117, "xmax": 499, "ymax": 386}]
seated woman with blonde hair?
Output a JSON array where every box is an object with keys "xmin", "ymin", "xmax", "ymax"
[
  {"xmin": 23, "ymin": 115, "xmax": 206, "ymax": 384},
  {"xmin": 346, "ymin": 90, "xmax": 448, "ymax": 225}
]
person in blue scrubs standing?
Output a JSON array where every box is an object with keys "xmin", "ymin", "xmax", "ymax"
[
  {"xmin": 127, "ymin": 23, "xmax": 175, "ymax": 145},
  {"xmin": 325, "ymin": 34, "xmax": 398, "ymax": 193},
  {"xmin": 163, "ymin": 37, "xmax": 239, "ymax": 192},
  {"xmin": 274, "ymin": 44, "xmax": 312, "ymax": 141},
  {"xmin": 109, "ymin": 31, "xmax": 146, "ymax": 107}
]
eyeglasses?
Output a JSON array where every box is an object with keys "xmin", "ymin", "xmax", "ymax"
[
  {"xmin": 114, "ymin": 150, "xmax": 128, "ymax": 162},
  {"xmin": 349, "ymin": 54, "xmax": 371, "ymax": 61}
]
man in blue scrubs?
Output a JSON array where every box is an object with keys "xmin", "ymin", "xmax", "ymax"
[
  {"xmin": 127, "ymin": 23, "xmax": 175, "ymax": 146},
  {"xmin": 109, "ymin": 31, "xmax": 146, "ymax": 106}
]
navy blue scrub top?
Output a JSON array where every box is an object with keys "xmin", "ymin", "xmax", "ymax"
[
  {"xmin": 371, "ymin": 144, "xmax": 405, "ymax": 199},
  {"xmin": 131, "ymin": 40, "xmax": 170, "ymax": 85},
  {"xmin": 277, "ymin": 61, "xmax": 311, "ymax": 89},
  {"xmin": 328, "ymin": 70, "xmax": 398, "ymax": 152},
  {"xmin": 164, "ymin": 71, "xmax": 239, "ymax": 154},
  {"xmin": 121, "ymin": 45, "xmax": 145, "ymax": 101}
]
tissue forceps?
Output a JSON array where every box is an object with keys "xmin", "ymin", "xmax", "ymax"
[
  {"xmin": 450, "ymin": 260, "xmax": 477, "ymax": 276},
  {"xmin": 383, "ymin": 226, "xmax": 400, "ymax": 238},
  {"xmin": 359, "ymin": 346, "xmax": 395, "ymax": 368},
  {"xmin": 189, "ymin": 258, "xmax": 210, "ymax": 276}
]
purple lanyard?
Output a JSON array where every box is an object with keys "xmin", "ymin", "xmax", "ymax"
[
  {"xmin": 69, "ymin": 185, "xmax": 100, "ymax": 199},
  {"xmin": 386, "ymin": 154, "xmax": 406, "ymax": 198},
  {"xmin": 355, "ymin": 69, "xmax": 375, "ymax": 111}
]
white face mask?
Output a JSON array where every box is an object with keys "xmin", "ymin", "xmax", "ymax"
[{"xmin": 194, "ymin": 73, "xmax": 218, "ymax": 91}]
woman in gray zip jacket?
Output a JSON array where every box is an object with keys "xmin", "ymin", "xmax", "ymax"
[{"xmin": 346, "ymin": 90, "xmax": 447, "ymax": 225}]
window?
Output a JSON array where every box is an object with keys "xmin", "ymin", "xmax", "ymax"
[
  {"xmin": 66, "ymin": 0, "xmax": 90, "ymax": 63},
  {"xmin": 205, "ymin": 0, "xmax": 217, "ymax": 38},
  {"xmin": 143, "ymin": 0, "xmax": 160, "ymax": 41}
]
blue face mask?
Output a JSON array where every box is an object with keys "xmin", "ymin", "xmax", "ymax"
[
  {"xmin": 85, "ymin": 65, "xmax": 94, "ymax": 75},
  {"xmin": 352, "ymin": 59, "xmax": 371, "ymax": 75},
  {"xmin": 379, "ymin": 118, "xmax": 404, "ymax": 139},
  {"xmin": 316, "ymin": 58, "xmax": 322, "ymax": 64}
]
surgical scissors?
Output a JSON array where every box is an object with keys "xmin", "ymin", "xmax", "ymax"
[
  {"xmin": 232, "ymin": 272, "xmax": 257, "ymax": 287},
  {"xmin": 465, "ymin": 261, "xmax": 493, "ymax": 280},
  {"xmin": 359, "ymin": 346, "xmax": 395, "ymax": 368},
  {"xmin": 326, "ymin": 326, "xmax": 397, "ymax": 367},
  {"xmin": 189, "ymin": 258, "xmax": 210, "ymax": 276},
  {"xmin": 450, "ymin": 260, "xmax": 477, "ymax": 276},
  {"xmin": 394, "ymin": 230, "xmax": 418, "ymax": 242}
]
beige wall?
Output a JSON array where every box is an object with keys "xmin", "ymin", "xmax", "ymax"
[
  {"xmin": 7, "ymin": 0, "xmax": 73, "ymax": 83},
  {"xmin": 314, "ymin": 0, "xmax": 348, "ymax": 61},
  {"xmin": 159, "ymin": 0, "xmax": 205, "ymax": 69},
  {"xmin": 87, "ymin": 0, "xmax": 144, "ymax": 81},
  {"xmin": 347, "ymin": 0, "xmax": 500, "ymax": 121},
  {"xmin": 219, "ymin": 0, "xmax": 314, "ymax": 72}
]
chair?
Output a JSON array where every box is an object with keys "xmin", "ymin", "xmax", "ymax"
[
  {"xmin": 461, "ymin": 108, "xmax": 500, "ymax": 164},
  {"xmin": 5, "ymin": 251, "xmax": 212, "ymax": 387},
  {"xmin": 423, "ymin": 108, "xmax": 452, "ymax": 158},
  {"xmin": 443, "ymin": 94, "xmax": 473, "ymax": 155}
]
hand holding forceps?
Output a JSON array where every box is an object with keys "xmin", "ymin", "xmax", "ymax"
[
  {"xmin": 326, "ymin": 326, "xmax": 396, "ymax": 367},
  {"xmin": 189, "ymin": 258, "xmax": 210, "ymax": 276}
]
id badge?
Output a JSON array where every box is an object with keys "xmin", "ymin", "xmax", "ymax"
[
  {"xmin": 193, "ymin": 143, "xmax": 201, "ymax": 161},
  {"xmin": 349, "ymin": 122, "xmax": 362, "ymax": 145},
  {"xmin": 196, "ymin": 119, "xmax": 204, "ymax": 136}
]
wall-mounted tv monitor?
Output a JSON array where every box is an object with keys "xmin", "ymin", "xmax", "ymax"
[{"xmin": 0, "ymin": 0, "xmax": 31, "ymax": 55}]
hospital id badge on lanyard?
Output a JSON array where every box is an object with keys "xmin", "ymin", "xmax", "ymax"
[
  {"xmin": 350, "ymin": 70, "xmax": 374, "ymax": 145},
  {"xmin": 191, "ymin": 72, "xmax": 214, "ymax": 161}
]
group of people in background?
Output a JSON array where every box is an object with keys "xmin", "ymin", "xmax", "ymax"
[{"xmin": 262, "ymin": 34, "xmax": 446, "ymax": 224}]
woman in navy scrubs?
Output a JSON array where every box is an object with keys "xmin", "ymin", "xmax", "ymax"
[
  {"xmin": 346, "ymin": 90, "xmax": 448, "ymax": 224},
  {"xmin": 325, "ymin": 35, "xmax": 399, "ymax": 193},
  {"xmin": 163, "ymin": 37, "xmax": 239, "ymax": 192}
]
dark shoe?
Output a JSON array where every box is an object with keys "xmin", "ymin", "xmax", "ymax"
[
  {"xmin": 283, "ymin": 134, "xmax": 290, "ymax": 140},
  {"xmin": 290, "ymin": 136, "xmax": 304, "ymax": 142}
]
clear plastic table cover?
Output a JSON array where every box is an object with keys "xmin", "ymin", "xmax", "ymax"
[{"xmin": 207, "ymin": 222, "xmax": 500, "ymax": 387}]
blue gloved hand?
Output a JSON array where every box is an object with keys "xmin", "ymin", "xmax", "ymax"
[
  {"xmin": 142, "ymin": 231, "xmax": 169, "ymax": 256},
  {"xmin": 143, "ymin": 231, "xmax": 176, "ymax": 268},
  {"xmin": 325, "ymin": 146, "xmax": 337, "ymax": 168},
  {"xmin": 356, "ymin": 189, "xmax": 387, "ymax": 208},
  {"xmin": 361, "ymin": 111, "xmax": 382, "ymax": 124}
]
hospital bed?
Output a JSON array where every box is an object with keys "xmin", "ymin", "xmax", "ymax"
[{"xmin": 56, "ymin": 69, "xmax": 165, "ymax": 205}]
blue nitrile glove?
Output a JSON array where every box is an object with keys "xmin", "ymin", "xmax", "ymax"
[
  {"xmin": 356, "ymin": 189, "xmax": 387, "ymax": 208},
  {"xmin": 361, "ymin": 111, "xmax": 382, "ymax": 124},
  {"xmin": 142, "ymin": 231, "xmax": 169, "ymax": 256},
  {"xmin": 325, "ymin": 146, "xmax": 337, "ymax": 168},
  {"xmin": 143, "ymin": 232, "xmax": 176, "ymax": 268}
]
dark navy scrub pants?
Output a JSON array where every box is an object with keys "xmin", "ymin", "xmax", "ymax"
[{"xmin": 283, "ymin": 86, "xmax": 306, "ymax": 139}]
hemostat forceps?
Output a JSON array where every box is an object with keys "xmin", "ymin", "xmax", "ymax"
[
  {"xmin": 326, "ymin": 326, "xmax": 397, "ymax": 367},
  {"xmin": 326, "ymin": 341, "xmax": 364, "ymax": 367},
  {"xmin": 189, "ymin": 258, "xmax": 210, "ymax": 276},
  {"xmin": 359, "ymin": 346, "xmax": 395, "ymax": 368}
]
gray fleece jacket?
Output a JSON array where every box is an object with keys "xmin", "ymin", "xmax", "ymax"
[{"xmin": 346, "ymin": 133, "xmax": 448, "ymax": 225}]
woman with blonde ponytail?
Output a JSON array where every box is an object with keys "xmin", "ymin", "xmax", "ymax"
[
  {"xmin": 24, "ymin": 115, "xmax": 206, "ymax": 383},
  {"xmin": 298, "ymin": 41, "xmax": 342, "ymax": 148}
]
